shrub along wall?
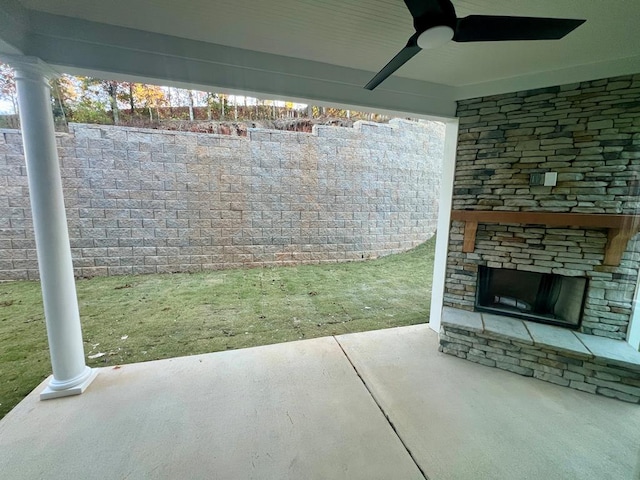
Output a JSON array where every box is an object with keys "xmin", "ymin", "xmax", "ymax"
[{"xmin": 0, "ymin": 119, "xmax": 443, "ymax": 280}]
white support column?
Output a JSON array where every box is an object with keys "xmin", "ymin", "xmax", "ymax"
[
  {"xmin": 627, "ymin": 268, "xmax": 640, "ymax": 351},
  {"xmin": 11, "ymin": 57, "xmax": 97, "ymax": 399},
  {"xmin": 429, "ymin": 118, "xmax": 459, "ymax": 333}
]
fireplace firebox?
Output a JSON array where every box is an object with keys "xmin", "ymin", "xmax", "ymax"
[{"xmin": 475, "ymin": 266, "xmax": 588, "ymax": 329}]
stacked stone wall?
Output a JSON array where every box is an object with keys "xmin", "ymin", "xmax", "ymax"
[
  {"xmin": 439, "ymin": 324, "xmax": 640, "ymax": 404},
  {"xmin": 446, "ymin": 74, "xmax": 640, "ymax": 340},
  {"xmin": 0, "ymin": 119, "xmax": 444, "ymax": 280}
]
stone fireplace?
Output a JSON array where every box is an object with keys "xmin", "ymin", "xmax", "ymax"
[
  {"xmin": 444, "ymin": 73, "xmax": 640, "ymax": 341},
  {"xmin": 438, "ymin": 73, "xmax": 640, "ymax": 403},
  {"xmin": 446, "ymin": 220, "xmax": 638, "ymax": 339}
]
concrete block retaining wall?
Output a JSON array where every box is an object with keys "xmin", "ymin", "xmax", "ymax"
[{"xmin": 0, "ymin": 119, "xmax": 444, "ymax": 280}]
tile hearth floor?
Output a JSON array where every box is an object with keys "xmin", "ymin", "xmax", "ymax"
[{"xmin": 1, "ymin": 325, "xmax": 639, "ymax": 479}]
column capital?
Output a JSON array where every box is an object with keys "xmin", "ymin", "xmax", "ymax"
[{"xmin": 0, "ymin": 54, "xmax": 59, "ymax": 84}]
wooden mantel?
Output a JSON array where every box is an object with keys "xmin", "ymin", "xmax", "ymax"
[{"xmin": 450, "ymin": 210, "xmax": 640, "ymax": 267}]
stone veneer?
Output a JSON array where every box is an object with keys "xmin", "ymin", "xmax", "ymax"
[
  {"xmin": 439, "ymin": 307, "xmax": 640, "ymax": 404},
  {"xmin": 445, "ymin": 74, "xmax": 640, "ymax": 340},
  {"xmin": 0, "ymin": 119, "xmax": 443, "ymax": 280}
]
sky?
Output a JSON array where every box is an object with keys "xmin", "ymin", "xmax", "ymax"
[{"xmin": 0, "ymin": 99, "xmax": 15, "ymax": 115}]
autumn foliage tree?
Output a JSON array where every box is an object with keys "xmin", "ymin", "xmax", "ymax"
[
  {"xmin": 131, "ymin": 83, "xmax": 166, "ymax": 120},
  {"xmin": 73, "ymin": 77, "xmax": 125, "ymax": 124},
  {"xmin": 0, "ymin": 63, "xmax": 17, "ymax": 114},
  {"xmin": 50, "ymin": 75, "xmax": 78, "ymax": 124}
]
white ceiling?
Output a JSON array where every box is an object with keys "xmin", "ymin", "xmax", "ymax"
[
  {"xmin": 18, "ymin": 0, "xmax": 640, "ymax": 87},
  {"xmin": 3, "ymin": 0, "xmax": 640, "ymax": 117}
]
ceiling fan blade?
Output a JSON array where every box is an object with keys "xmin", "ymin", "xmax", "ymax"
[
  {"xmin": 453, "ymin": 15, "xmax": 585, "ymax": 42},
  {"xmin": 404, "ymin": 0, "xmax": 442, "ymax": 20},
  {"xmin": 364, "ymin": 36, "xmax": 421, "ymax": 90}
]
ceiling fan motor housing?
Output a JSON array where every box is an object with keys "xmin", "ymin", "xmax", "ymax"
[{"xmin": 413, "ymin": 0, "xmax": 457, "ymax": 34}]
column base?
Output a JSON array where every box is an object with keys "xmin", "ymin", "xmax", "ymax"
[{"xmin": 40, "ymin": 368, "xmax": 98, "ymax": 400}]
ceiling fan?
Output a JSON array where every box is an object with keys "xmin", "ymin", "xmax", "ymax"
[{"xmin": 365, "ymin": 0, "xmax": 586, "ymax": 90}]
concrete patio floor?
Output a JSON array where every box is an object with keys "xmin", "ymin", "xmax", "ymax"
[{"xmin": 1, "ymin": 325, "xmax": 639, "ymax": 479}]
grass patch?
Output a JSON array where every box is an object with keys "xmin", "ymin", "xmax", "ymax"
[{"xmin": 0, "ymin": 236, "xmax": 436, "ymax": 418}]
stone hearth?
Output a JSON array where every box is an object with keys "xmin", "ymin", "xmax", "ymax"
[{"xmin": 439, "ymin": 307, "xmax": 640, "ymax": 403}]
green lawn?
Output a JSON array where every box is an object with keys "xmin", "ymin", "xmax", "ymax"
[{"xmin": 0, "ymin": 236, "xmax": 436, "ymax": 419}]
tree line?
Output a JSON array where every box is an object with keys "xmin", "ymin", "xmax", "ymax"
[{"xmin": 0, "ymin": 64, "xmax": 389, "ymax": 129}]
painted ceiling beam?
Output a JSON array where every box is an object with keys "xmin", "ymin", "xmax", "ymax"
[
  {"xmin": 1, "ymin": 8, "xmax": 457, "ymax": 119},
  {"xmin": 0, "ymin": 0, "xmax": 30, "ymax": 55}
]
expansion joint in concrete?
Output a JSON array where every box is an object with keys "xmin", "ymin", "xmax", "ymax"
[{"xmin": 332, "ymin": 335, "xmax": 430, "ymax": 480}]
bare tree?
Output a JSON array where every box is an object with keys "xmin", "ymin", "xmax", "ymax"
[{"xmin": 187, "ymin": 90, "xmax": 195, "ymax": 121}]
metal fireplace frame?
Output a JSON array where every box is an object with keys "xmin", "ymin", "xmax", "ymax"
[{"xmin": 475, "ymin": 266, "xmax": 589, "ymax": 330}]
